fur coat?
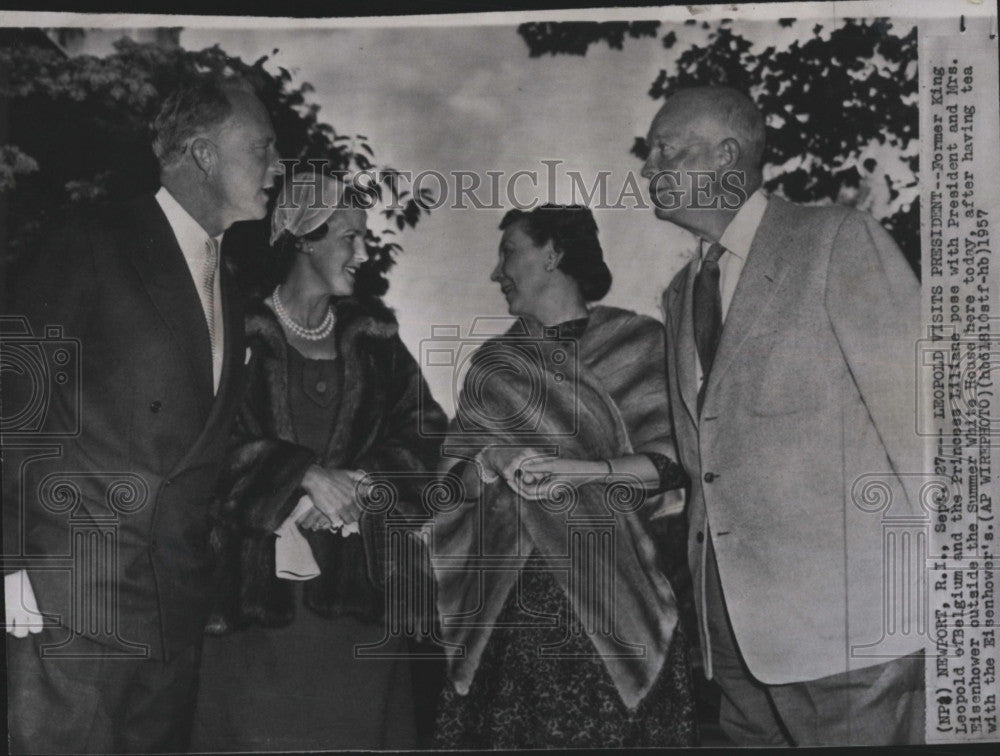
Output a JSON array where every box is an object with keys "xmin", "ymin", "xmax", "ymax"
[
  {"xmin": 205, "ymin": 296, "xmax": 447, "ymax": 633},
  {"xmin": 429, "ymin": 306, "xmax": 683, "ymax": 710}
]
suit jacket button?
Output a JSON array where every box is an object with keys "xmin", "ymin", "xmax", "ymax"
[
  {"xmin": 164, "ymin": 478, "xmax": 172, "ymax": 487},
  {"xmin": 150, "ymin": 400, "xmax": 162, "ymax": 413},
  {"xmin": 703, "ymin": 472, "xmax": 717, "ymax": 483},
  {"xmin": 696, "ymin": 531, "xmax": 705, "ymax": 544}
]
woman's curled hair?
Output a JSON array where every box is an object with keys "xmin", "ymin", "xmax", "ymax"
[{"xmin": 499, "ymin": 204, "xmax": 612, "ymax": 302}]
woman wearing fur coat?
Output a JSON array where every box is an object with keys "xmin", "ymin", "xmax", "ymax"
[{"xmin": 191, "ymin": 172, "xmax": 447, "ymax": 751}]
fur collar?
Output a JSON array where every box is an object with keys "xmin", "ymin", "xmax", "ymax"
[{"xmin": 242, "ymin": 295, "xmax": 399, "ymax": 466}]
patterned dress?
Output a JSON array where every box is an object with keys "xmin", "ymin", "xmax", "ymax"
[{"xmin": 433, "ymin": 556, "xmax": 697, "ymax": 748}]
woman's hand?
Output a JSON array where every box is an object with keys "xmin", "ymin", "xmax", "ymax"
[
  {"xmin": 300, "ymin": 465, "xmax": 367, "ymax": 527},
  {"xmin": 295, "ymin": 502, "xmax": 334, "ymax": 531},
  {"xmin": 475, "ymin": 446, "xmax": 511, "ymax": 483},
  {"xmin": 519, "ymin": 457, "xmax": 603, "ymax": 483},
  {"xmin": 505, "ymin": 455, "xmax": 608, "ymax": 501}
]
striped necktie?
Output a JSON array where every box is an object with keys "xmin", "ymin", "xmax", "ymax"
[
  {"xmin": 203, "ymin": 237, "xmax": 221, "ymax": 389},
  {"xmin": 694, "ymin": 241, "xmax": 725, "ymax": 413}
]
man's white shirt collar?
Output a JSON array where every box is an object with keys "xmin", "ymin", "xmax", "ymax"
[
  {"xmin": 712, "ymin": 188, "xmax": 768, "ymax": 261},
  {"xmin": 693, "ymin": 189, "xmax": 769, "ymax": 386},
  {"xmin": 155, "ymin": 186, "xmax": 223, "ymax": 259}
]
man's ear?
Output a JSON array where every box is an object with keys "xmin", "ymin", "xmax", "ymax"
[
  {"xmin": 189, "ymin": 137, "xmax": 217, "ymax": 177},
  {"xmin": 716, "ymin": 137, "xmax": 742, "ymax": 171}
]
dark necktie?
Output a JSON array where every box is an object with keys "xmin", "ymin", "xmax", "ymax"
[{"xmin": 693, "ymin": 241, "xmax": 725, "ymax": 413}]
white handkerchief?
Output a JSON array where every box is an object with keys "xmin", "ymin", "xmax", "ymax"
[
  {"xmin": 245, "ymin": 347, "xmax": 253, "ymax": 364},
  {"xmin": 274, "ymin": 496, "xmax": 321, "ymax": 580}
]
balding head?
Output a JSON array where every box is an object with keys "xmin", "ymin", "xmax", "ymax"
[
  {"xmin": 654, "ymin": 86, "xmax": 765, "ymax": 172},
  {"xmin": 641, "ymin": 86, "xmax": 765, "ymax": 233}
]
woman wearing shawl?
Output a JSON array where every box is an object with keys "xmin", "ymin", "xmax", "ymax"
[
  {"xmin": 430, "ymin": 204, "xmax": 697, "ymax": 748},
  {"xmin": 191, "ymin": 171, "xmax": 447, "ymax": 750}
]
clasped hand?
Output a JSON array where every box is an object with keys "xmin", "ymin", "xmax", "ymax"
[
  {"xmin": 296, "ymin": 465, "xmax": 368, "ymax": 531},
  {"xmin": 478, "ymin": 447, "xmax": 606, "ymax": 502}
]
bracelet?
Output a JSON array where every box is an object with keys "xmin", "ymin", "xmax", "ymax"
[{"xmin": 642, "ymin": 451, "xmax": 690, "ymax": 493}]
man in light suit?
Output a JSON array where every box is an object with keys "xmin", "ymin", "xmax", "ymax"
[
  {"xmin": 3, "ymin": 77, "xmax": 282, "ymax": 752},
  {"xmin": 642, "ymin": 86, "xmax": 925, "ymax": 745}
]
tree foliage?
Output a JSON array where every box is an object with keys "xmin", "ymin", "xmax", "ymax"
[
  {"xmin": 0, "ymin": 32, "xmax": 429, "ymax": 295},
  {"xmin": 519, "ymin": 21, "xmax": 661, "ymax": 57},
  {"xmin": 517, "ymin": 17, "xmax": 920, "ymax": 273}
]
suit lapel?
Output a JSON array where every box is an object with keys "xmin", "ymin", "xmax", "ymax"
[
  {"xmin": 702, "ymin": 198, "xmax": 793, "ymax": 402},
  {"xmin": 128, "ymin": 197, "xmax": 214, "ymax": 419},
  {"xmin": 169, "ymin": 254, "xmax": 246, "ymax": 475}
]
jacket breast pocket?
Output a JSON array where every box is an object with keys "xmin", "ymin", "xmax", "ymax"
[{"xmin": 740, "ymin": 333, "xmax": 831, "ymax": 417}]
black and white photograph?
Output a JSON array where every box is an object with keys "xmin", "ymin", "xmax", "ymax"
[{"xmin": 1, "ymin": 0, "xmax": 998, "ymax": 751}]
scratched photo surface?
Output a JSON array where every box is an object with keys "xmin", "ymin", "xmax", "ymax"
[{"xmin": 1, "ymin": 1, "xmax": 998, "ymax": 751}]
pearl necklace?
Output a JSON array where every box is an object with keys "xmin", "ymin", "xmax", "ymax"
[{"xmin": 272, "ymin": 286, "xmax": 335, "ymax": 341}]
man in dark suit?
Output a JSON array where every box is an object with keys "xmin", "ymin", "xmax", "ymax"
[
  {"xmin": 3, "ymin": 76, "xmax": 281, "ymax": 752},
  {"xmin": 643, "ymin": 87, "xmax": 925, "ymax": 745}
]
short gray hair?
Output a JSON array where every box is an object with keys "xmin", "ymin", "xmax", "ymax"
[{"xmin": 152, "ymin": 77, "xmax": 256, "ymax": 169}]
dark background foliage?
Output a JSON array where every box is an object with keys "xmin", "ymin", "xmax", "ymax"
[{"xmin": 0, "ymin": 29, "xmax": 430, "ymax": 296}]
